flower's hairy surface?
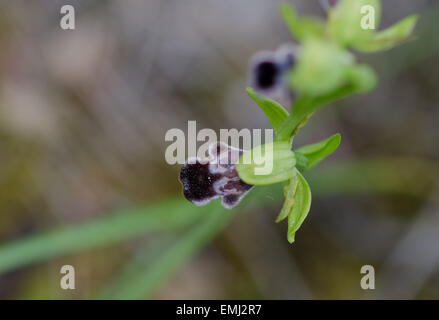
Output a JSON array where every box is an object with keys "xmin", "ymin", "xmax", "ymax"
[{"xmin": 179, "ymin": 142, "xmax": 253, "ymax": 209}]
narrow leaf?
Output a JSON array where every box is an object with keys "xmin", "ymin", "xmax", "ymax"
[
  {"xmin": 296, "ymin": 133, "xmax": 341, "ymax": 170},
  {"xmin": 237, "ymin": 141, "xmax": 296, "ymax": 185},
  {"xmin": 246, "ymin": 87, "xmax": 289, "ymax": 133},
  {"xmin": 0, "ymin": 199, "xmax": 206, "ymax": 275},
  {"xmin": 100, "ymin": 206, "xmax": 232, "ymax": 299},
  {"xmin": 287, "ymin": 170, "xmax": 312, "ymax": 243}
]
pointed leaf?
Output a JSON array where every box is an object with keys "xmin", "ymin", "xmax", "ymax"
[
  {"xmin": 236, "ymin": 141, "xmax": 296, "ymax": 185},
  {"xmin": 279, "ymin": 3, "xmax": 325, "ymax": 41},
  {"xmin": 354, "ymin": 15, "xmax": 418, "ymax": 52},
  {"xmin": 328, "ymin": 0, "xmax": 381, "ymax": 48},
  {"xmin": 296, "ymin": 133, "xmax": 341, "ymax": 170},
  {"xmin": 276, "ymin": 177, "xmax": 298, "ymax": 223},
  {"xmin": 246, "ymin": 87, "xmax": 289, "ymax": 133},
  {"xmin": 275, "ymin": 85, "xmax": 358, "ymax": 142},
  {"xmin": 287, "ymin": 170, "xmax": 312, "ymax": 243}
]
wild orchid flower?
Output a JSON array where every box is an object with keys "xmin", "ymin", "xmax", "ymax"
[
  {"xmin": 179, "ymin": 0, "xmax": 418, "ymax": 243},
  {"xmin": 180, "ymin": 142, "xmax": 253, "ymax": 209}
]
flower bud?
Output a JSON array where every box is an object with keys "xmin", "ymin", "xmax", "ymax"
[{"xmin": 249, "ymin": 44, "xmax": 297, "ymax": 95}]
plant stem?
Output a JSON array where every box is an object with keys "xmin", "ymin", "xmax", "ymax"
[{"xmin": 275, "ymin": 84, "xmax": 358, "ymax": 142}]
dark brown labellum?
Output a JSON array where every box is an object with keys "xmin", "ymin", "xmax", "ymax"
[{"xmin": 179, "ymin": 143, "xmax": 253, "ymax": 209}]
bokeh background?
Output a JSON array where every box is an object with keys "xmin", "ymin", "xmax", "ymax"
[{"xmin": 0, "ymin": 0, "xmax": 438, "ymax": 299}]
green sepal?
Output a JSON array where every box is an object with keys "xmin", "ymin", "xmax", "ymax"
[
  {"xmin": 276, "ymin": 177, "xmax": 298, "ymax": 223},
  {"xmin": 236, "ymin": 141, "xmax": 296, "ymax": 186},
  {"xmin": 345, "ymin": 64, "xmax": 377, "ymax": 93},
  {"xmin": 288, "ymin": 38, "xmax": 355, "ymax": 97},
  {"xmin": 279, "ymin": 3, "xmax": 326, "ymax": 41},
  {"xmin": 353, "ymin": 14, "xmax": 418, "ymax": 52},
  {"xmin": 287, "ymin": 170, "xmax": 312, "ymax": 243},
  {"xmin": 328, "ymin": 0, "xmax": 382, "ymax": 48}
]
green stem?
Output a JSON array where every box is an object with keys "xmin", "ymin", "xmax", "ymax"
[{"xmin": 275, "ymin": 84, "xmax": 358, "ymax": 142}]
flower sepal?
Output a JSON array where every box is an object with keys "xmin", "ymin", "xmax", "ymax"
[{"xmin": 236, "ymin": 141, "xmax": 297, "ymax": 186}]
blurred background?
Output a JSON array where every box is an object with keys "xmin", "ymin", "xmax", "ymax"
[{"xmin": 0, "ymin": 0, "xmax": 438, "ymax": 299}]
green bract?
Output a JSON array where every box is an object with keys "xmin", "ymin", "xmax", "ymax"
[
  {"xmin": 277, "ymin": 170, "xmax": 312, "ymax": 243},
  {"xmin": 246, "ymin": 87, "xmax": 289, "ymax": 133},
  {"xmin": 354, "ymin": 14, "xmax": 419, "ymax": 52},
  {"xmin": 328, "ymin": 0, "xmax": 381, "ymax": 48},
  {"xmin": 236, "ymin": 142, "xmax": 296, "ymax": 185},
  {"xmin": 296, "ymin": 133, "xmax": 341, "ymax": 171},
  {"xmin": 288, "ymin": 38, "xmax": 354, "ymax": 96}
]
